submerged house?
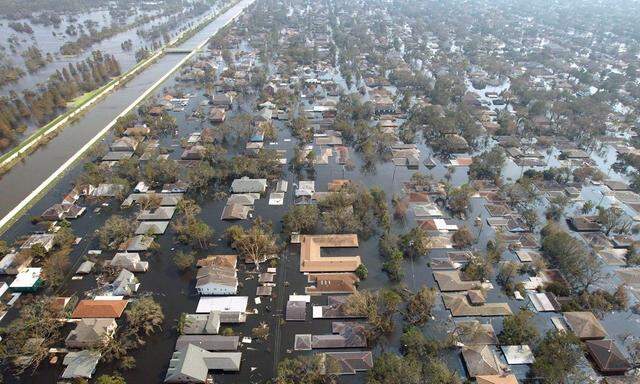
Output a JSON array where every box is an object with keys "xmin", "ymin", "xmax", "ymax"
[
  {"xmin": 0, "ymin": 252, "xmax": 32, "ymax": 275},
  {"xmin": 65, "ymin": 318, "xmax": 117, "ymax": 349},
  {"xmin": 230, "ymin": 177, "xmax": 267, "ymax": 193},
  {"xmin": 20, "ymin": 234, "xmax": 55, "ymax": 252},
  {"xmin": 297, "ymin": 234, "xmax": 361, "ymax": 273},
  {"xmin": 61, "ymin": 350, "xmax": 101, "ymax": 380},
  {"xmin": 71, "ymin": 299, "xmax": 128, "ymax": 319},
  {"xmin": 164, "ymin": 344, "xmax": 241, "ymax": 383},
  {"xmin": 563, "ymin": 311, "xmax": 607, "ymax": 340},
  {"xmin": 111, "ymin": 269, "xmax": 139, "ymax": 296},
  {"xmin": 10, "ymin": 267, "xmax": 43, "ymax": 292},
  {"xmin": 108, "ymin": 252, "xmax": 149, "ymax": 272},
  {"xmin": 41, "ymin": 203, "xmax": 85, "ymax": 221},
  {"xmin": 586, "ymin": 339, "xmax": 631, "ymax": 374},
  {"xmin": 195, "ymin": 265, "xmax": 238, "ymax": 295}
]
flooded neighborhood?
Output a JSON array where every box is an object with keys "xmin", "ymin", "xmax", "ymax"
[{"xmin": 0, "ymin": 0, "xmax": 640, "ymax": 384}]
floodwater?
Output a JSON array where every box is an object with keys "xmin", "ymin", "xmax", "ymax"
[
  {"xmin": 0, "ymin": 4, "xmax": 639, "ymax": 383},
  {"xmin": 0, "ymin": 6, "xmax": 212, "ymax": 95},
  {"xmin": 0, "ymin": 3, "xmax": 224, "ymax": 146}
]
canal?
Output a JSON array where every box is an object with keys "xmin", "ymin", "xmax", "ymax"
[{"xmin": 0, "ymin": 0, "xmax": 255, "ymax": 226}]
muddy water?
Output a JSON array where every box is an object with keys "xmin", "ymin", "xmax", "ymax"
[{"xmin": 1, "ymin": 9, "xmax": 639, "ymax": 384}]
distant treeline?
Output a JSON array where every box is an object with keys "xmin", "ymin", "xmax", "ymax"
[{"xmin": 0, "ymin": 50, "xmax": 121, "ymax": 150}]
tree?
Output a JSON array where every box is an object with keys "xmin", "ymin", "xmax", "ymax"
[
  {"xmin": 545, "ymin": 194, "xmax": 570, "ymax": 221},
  {"xmin": 400, "ymin": 326, "xmax": 442, "ymax": 359},
  {"xmin": 322, "ymin": 207, "xmax": 361, "ymax": 234},
  {"xmin": 521, "ymin": 207, "xmax": 539, "ymax": 232},
  {"xmin": 251, "ymin": 322, "xmax": 270, "ymax": 340},
  {"xmin": 282, "ymin": 205, "xmax": 319, "ymax": 235},
  {"xmin": 98, "ymin": 215, "xmax": 136, "ymax": 249},
  {"xmin": 0, "ymin": 297, "xmax": 65, "ymax": 373},
  {"xmin": 596, "ymin": 206, "xmax": 628, "ymax": 236},
  {"xmin": 173, "ymin": 217, "xmax": 213, "ymax": 249},
  {"xmin": 175, "ymin": 198, "xmax": 201, "ymax": 217},
  {"xmin": 581, "ymin": 200, "xmax": 595, "ymax": 215},
  {"xmin": 226, "ymin": 219, "xmax": 280, "ymax": 268},
  {"xmin": 275, "ymin": 355, "xmax": 335, "ymax": 384},
  {"xmin": 173, "ymin": 251, "xmax": 195, "ymax": 272},
  {"xmin": 123, "ymin": 297, "xmax": 164, "ymax": 346},
  {"xmin": 463, "ymin": 253, "xmax": 493, "ymax": 281},
  {"xmin": 355, "ymin": 264, "xmax": 368, "ymax": 279},
  {"xmin": 469, "ymin": 147, "xmax": 506, "ymax": 180},
  {"xmin": 96, "ymin": 375, "xmax": 127, "ymax": 384},
  {"xmin": 447, "ymin": 184, "xmax": 474, "ymax": 215},
  {"xmin": 531, "ymin": 331, "xmax": 583, "ymax": 384},
  {"xmin": 382, "ymin": 249, "xmax": 404, "ymax": 282},
  {"xmin": 497, "ymin": 261, "xmax": 520, "ymax": 293},
  {"xmin": 344, "ymin": 289, "xmax": 402, "ymax": 342},
  {"xmin": 42, "ymin": 247, "xmax": 71, "ymax": 288},
  {"xmin": 399, "ymin": 227, "xmax": 431, "ymax": 258},
  {"xmin": 186, "ymin": 161, "xmax": 215, "ymax": 194},
  {"xmin": 541, "ymin": 224, "xmax": 604, "ymax": 293},
  {"xmin": 452, "ymin": 226, "xmax": 474, "ymax": 248},
  {"xmin": 367, "ymin": 353, "xmax": 422, "ymax": 384},
  {"xmin": 499, "ymin": 310, "xmax": 539, "ymax": 345},
  {"xmin": 404, "ymin": 286, "xmax": 437, "ymax": 325}
]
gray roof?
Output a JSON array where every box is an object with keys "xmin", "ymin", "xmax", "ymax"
[
  {"xmin": 220, "ymin": 203, "xmax": 251, "ymax": 220},
  {"xmin": 183, "ymin": 312, "xmax": 221, "ymax": 335},
  {"xmin": 102, "ymin": 151, "xmax": 133, "ymax": 162},
  {"xmin": 286, "ymin": 300, "xmax": 306, "ymax": 321},
  {"xmin": 75, "ymin": 260, "xmax": 95, "ymax": 274},
  {"xmin": 112, "ymin": 269, "xmax": 139, "ymax": 296},
  {"xmin": 321, "ymin": 351, "xmax": 373, "ymax": 375},
  {"xmin": 120, "ymin": 235, "xmax": 154, "ymax": 251},
  {"xmin": 256, "ymin": 286, "xmax": 272, "ymax": 296},
  {"xmin": 165, "ymin": 344, "xmax": 241, "ymax": 383},
  {"xmin": 135, "ymin": 221, "xmax": 170, "ymax": 235},
  {"xmin": 0, "ymin": 252, "xmax": 32, "ymax": 275},
  {"xmin": 61, "ymin": 350, "xmax": 101, "ymax": 379},
  {"xmin": 230, "ymin": 177, "xmax": 267, "ymax": 193},
  {"xmin": 226, "ymin": 193, "xmax": 259, "ymax": 206},
  {"xmin": 92, "ymin": 183, "xmax": 126, "ymax": 197},
  {"xmin": 109, "ymin": 252, "xmax": 149, "ymax": 272},
  {"xmin": 175, "ymin": 335, "xmax": 239, "ymax": 351},
  {"xmin": 195, "ymin": 265, "xmax": 238, "ymax": 289},
  {"xmin": 121, "ymin": 192, "xmax": 183, "ymax": 208},
  {"xmin": 137, "ymin": 206, "xmax": 176, "ymax": 221},
  {"xmin": 65, "ymin": 318, "xmax": 116, "ymax": 348}
]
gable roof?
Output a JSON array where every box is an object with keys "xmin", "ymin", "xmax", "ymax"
[
  {"xmin": 175, "ymin": 335, "xmax": 239, "ymax": 351},
  {"xmin": 165, "ymin": 344, "xmax": 241, "ymax": 382}
]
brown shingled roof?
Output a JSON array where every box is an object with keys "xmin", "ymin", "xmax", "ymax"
[
  {"xmin": 564, "ymin": 311, "xmax": 607, "ymax": 340},
  {"xmin": 586, "ymin": 339, "xmax": 631, "ymax": 374}
]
